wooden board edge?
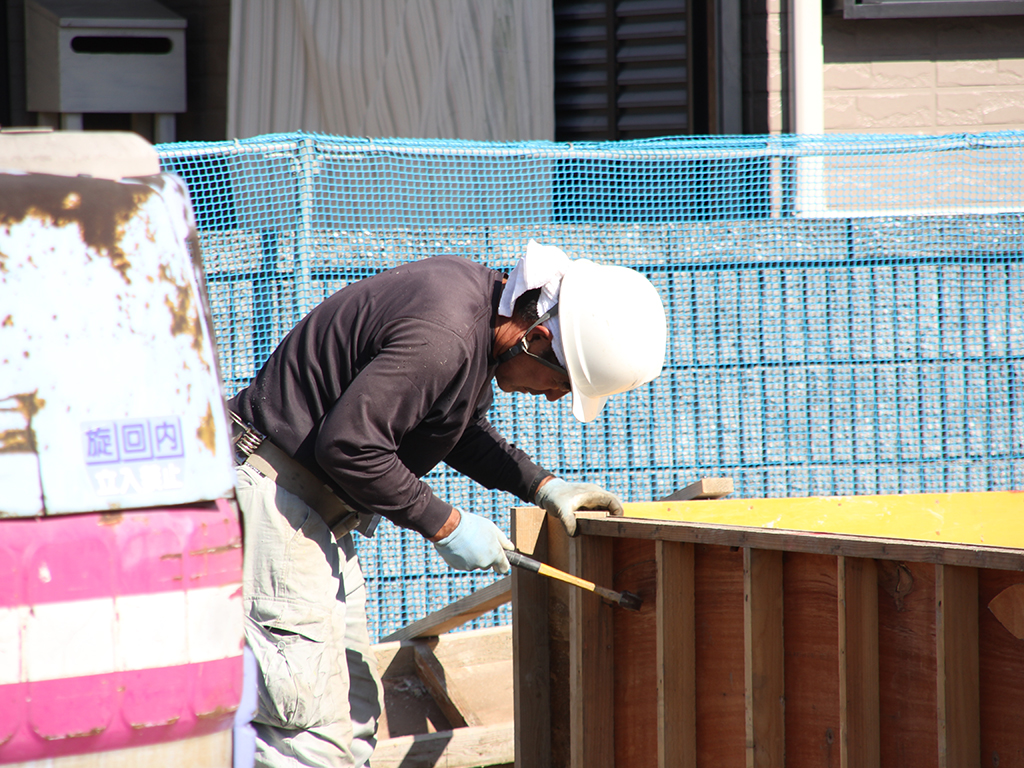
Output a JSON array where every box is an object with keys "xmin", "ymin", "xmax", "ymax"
[
  {"xmin": 579, "ymin": 517, "xmax": 1024, "ymax": 572},
  {"xmin": 380, "ymin": 577, "xmax": 512, "ymax": 642},
  {"xmin": 373, "ymin": 722, "xmax": 515, "ymax": 768},
  {"xmin": 658, "ymin": 477, "xmax": 735, "ymax": 501}
]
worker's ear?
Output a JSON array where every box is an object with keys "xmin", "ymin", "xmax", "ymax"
[{"xmin": 526, "ymin": 323, "xmax": 554, "ymax": 344}]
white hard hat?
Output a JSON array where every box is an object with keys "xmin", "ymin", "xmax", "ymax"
[{"xmin": 557, "ymin": 259, "xmax": 667, "ymax": 422}]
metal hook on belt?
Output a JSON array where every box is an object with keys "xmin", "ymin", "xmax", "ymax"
[{"xmin": 229, "ymin": 410, "xmax": 265, "ymax": 461}]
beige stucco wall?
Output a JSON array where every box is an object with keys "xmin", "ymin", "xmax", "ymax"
[{"xmin": 822, "ymin": 15, "xmax": 1024, "ymax": 134}]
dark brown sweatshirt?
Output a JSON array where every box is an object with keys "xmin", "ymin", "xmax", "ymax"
[{"xmin": 229, "ymin": 255, "xmax": 550, "ymax": 538}]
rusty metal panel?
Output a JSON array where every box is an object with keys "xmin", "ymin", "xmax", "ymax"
[
  {"xmin": 0, "ymin": 503, "xmax": 243, "ymax": 763},
  {"xmin": 0, "ymin": 170, "xmax": 235, "ymax": 516}
]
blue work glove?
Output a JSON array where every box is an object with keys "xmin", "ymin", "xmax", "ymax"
[
  {"xmin": 534, "ymin": 478, "xmax": 624, "ymax": 537},
  {"xmin": 432, "ymin": 509, "xmax": 514, "ymax": 575}
]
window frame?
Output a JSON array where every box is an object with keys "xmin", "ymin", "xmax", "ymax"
[{"xmin": 843, "ymin": 0, "xmax": 1024, "ymax": 18}]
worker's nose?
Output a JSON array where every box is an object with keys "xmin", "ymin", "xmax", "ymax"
[{"xmin": 546, "ymin": 390, "xmax": 569, "ymax": 402}]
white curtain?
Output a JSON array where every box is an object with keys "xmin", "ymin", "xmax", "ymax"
[{"xmin": 227, "ymin": 0, "xmax": 554, "ymax": 141}]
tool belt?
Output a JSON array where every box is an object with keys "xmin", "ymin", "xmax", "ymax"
[{"xmin": 229, "ymin": 411, "xmax": 380, "ymax": 539}]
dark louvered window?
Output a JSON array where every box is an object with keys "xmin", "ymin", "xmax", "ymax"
[{"xmin": 554, "ymin": 0, "xmax": 699, "ymax": 141}]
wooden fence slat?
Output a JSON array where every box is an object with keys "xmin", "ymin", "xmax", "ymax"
[
  {"xmin": 839, "ymin": 556, "xmax": 880, "ymax": 768},
  {"xmin": 612, "ymin": 540, "xmax": 657, "ymax": 767},
  {"xmin": 744, "ymin": 548, "xmax": 785, "ymax": 768},
  {"xmin": 548, "ymin": 511, "xmax": 574, "ymax": 768},
  {"xmin": 569, "ymin": 534, "xmax": 615, "ymax": 768},
  {"xmin": 878, "ymin": 560, "xmax": 938, "ymax": 764},
  {"xmin": 696, "ymin": 544, "xmax": 747, "ymax": 767},
  {"xmin": 512, "ymin": 506, "xmax": 551, "ymax": 768},
  {"xmin": 656, "ymin": 540, "xmax": 696, "ymax": 768},
  {"xmin": 937, "ymin": 564, "xmax": 980, "ymax": 768},
  {"xmin": 782, "ymin": 553, "xmax": 840, "ymax": 766}
]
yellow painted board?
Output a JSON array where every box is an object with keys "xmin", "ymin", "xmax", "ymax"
[{"xmin": 620, "ymin": 492, "xmax": 1024, "ymax": 550}]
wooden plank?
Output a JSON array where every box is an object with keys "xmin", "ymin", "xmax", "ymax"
[
  {"xmin": 978, "ymin": 570, "xmax": 1024, "ymax": 766},
  {"xmin": 878, "ymin": 560, "xmax": 938, "ymax": 767},
  {"xmin": 617, "ymin": 492, "xmax": 1024, "ymax": 550},
  {"xmin": 375, "ymin": 638, "xmax": 417, "ymax": 679},
  {"xmin": 936, "ymin": 565, "xmax": 980, "ymax": 768},
  {"xmin": 578, "ymin": 516, "xmax": 1024, "ymax": 572},
  {"xmin": 547, "ymin": 508, "xmax": 574, "ymax": 768},
  {"xmin": 657, "ymin": 540, "xmax": 695, "ymax": 768},
  {"xmin": 783, "ymin": 552, "xmax": 841, "ymax": 767},
  {"xmin": 612, "ymin": 539, "xmax": 658, "ymax": 767},
  {"xmin": 839, "ymin": 556, "xmax": 880, "ymax": 768},
  {"xmin": 511, "ymin": 505, "xmax": 551, "ymax": 768},
  {"xmin": 375, "ymin": 627, "xmax": 513, "ymax": 743},
  {"xmin": 378, "ymin": 671, "xmax": 453, "ymax": 739},
  {"xmin": 744, "ymin": 548, "xmax": 784, "ymax": 768},
  {"xmin": 412, "ymin": 625, "xmax": 513, "ymax": 731},
  {"xmin": 380, "ymin": 576, "xmax": 511, "ymax": 642},
  {"xmin": 372, "ymin": 722, "xmax": 515, "ymax": 768},
  {"xmin": 375, "ymin": 636, "xmax": 453, "ymax": 739},
  {"xmin": 695, "ymin": 544, "xmax": 746, "ymax": 767},
  {"xmin": 569, "ymin": 533, "xmax": 615, "ymax": 768},
  {"xmin": 658, "ymin": 476, "xmax": 734, "ymax": 501}
]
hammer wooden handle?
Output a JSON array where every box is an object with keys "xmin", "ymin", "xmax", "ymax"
[{"xmin": 505, "ymin": 550, "xmax": 642, "ymax": 610}]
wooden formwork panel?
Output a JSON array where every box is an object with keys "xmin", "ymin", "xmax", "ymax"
[{"xmin": 511, "ymin": 492, "xmax": 1024, "ymax": 768}]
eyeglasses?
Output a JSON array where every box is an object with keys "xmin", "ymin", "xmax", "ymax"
[
  {"xmin": 496, "ymin": 306, "xmax": 570, "ymax": 380},
  {"xmin": 514, "ymin": 336, "xmax": 570, "ymax": 378}
]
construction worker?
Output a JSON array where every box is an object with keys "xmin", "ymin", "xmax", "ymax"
[{"xmin": 228, "ymin": 239, "xmax": 666, "ymax": 767}]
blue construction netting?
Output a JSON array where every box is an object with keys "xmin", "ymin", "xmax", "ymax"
[{"xmin": 157, "ymin": 131, "xmax": 1024, "ymax": 642}]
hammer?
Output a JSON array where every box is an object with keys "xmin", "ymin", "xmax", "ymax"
[{"xmin": 505, "ymin": 550, "xmax": 643, "ymax": 611}]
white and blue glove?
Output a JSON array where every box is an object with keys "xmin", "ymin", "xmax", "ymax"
[
  {"xmin": 432, "ymin": 509, "xmax": 514, "ymax": 575},
  {"xmin": 534, "ymin": 478, "xmax": 624, "ymax": 537}
]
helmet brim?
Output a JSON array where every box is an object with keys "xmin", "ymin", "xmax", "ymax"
[
  {"xmin": 560, "ymin": 259, "xmax": 611, "ymax": 423},
  {"xmin": 572, "ymin": 390, "xmax": 608, "ymax": 423}
]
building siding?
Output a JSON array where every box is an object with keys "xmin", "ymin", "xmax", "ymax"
[{"xmin": 822, "ymin": 15, "xmax": 1024, "ymax": 134}]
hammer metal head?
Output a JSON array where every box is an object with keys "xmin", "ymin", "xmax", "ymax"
[{"xmin": 618, "ymin": 591, "xmax": 643, "ymax": 611}]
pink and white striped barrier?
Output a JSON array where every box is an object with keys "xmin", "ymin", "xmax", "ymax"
[{"xmin": 0, "ymin": 499, "xmax": 244, "ymax": 764}]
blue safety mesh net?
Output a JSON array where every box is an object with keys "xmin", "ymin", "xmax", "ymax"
[{"xmin": 158, "ymin": 132, "xmax": 1024, "ymax": 642}]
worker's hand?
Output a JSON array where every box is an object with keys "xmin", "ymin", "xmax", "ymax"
[
  {"xmin": 534, "ymin": 477, "xmax": 624, "ymax": 537},
  {"xmin": 431, "ymin": 509, "xmax": 514, "ymax": 575}
]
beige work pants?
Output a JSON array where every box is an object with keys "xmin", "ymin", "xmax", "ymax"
[{"xmin": 236, "ymin": 463, "xmax": 382, "ymax": 768}]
